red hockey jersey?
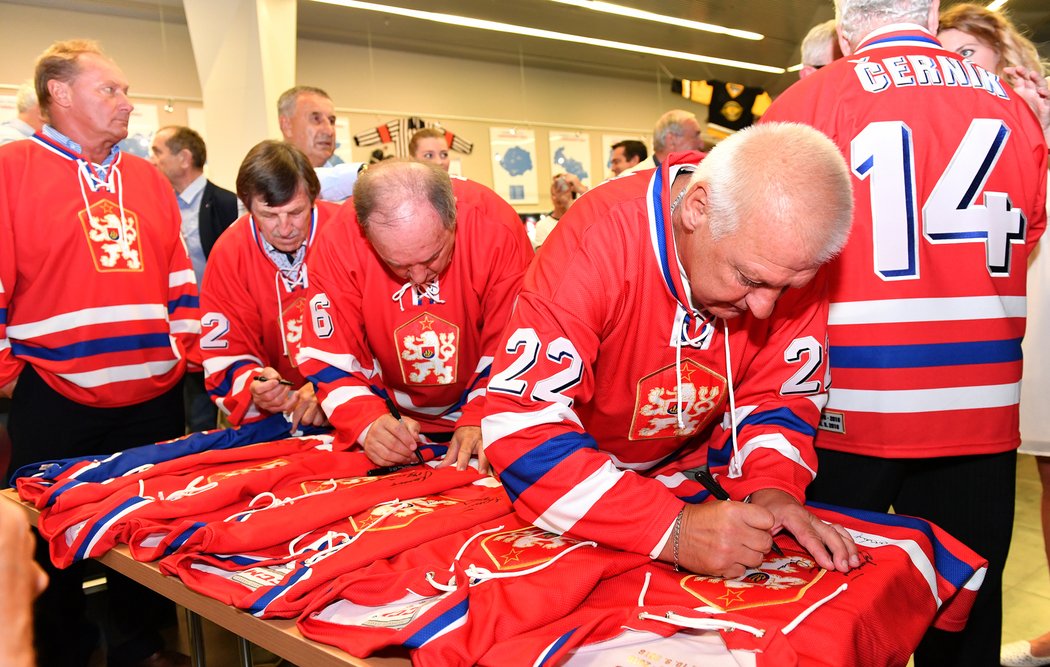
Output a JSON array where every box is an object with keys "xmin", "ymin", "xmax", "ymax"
[
  {"xmin": 0, "ymin": 135, "xmax": 199, "ymax": 406},
  {"xmin": 298, "ymin": 177, "xmax": 533, "ymax": 441},
  {"xmin": 200, "ymin": 202, "xmax": 339, "ymax": 424},
  {"xmin": 481, "ymin": 154, "xmax": 833, "ymax": 557},
  {"xmin": 478, "ymin": 504, "xmax": 987, "ymax": 667},
  {"xmin": 762, "ymin": 26, "xmax": 1048, "ymax": 458}
]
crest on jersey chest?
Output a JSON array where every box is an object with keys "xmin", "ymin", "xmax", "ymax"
[
  {"xmin": 282, "ymin": 297, "xmax": 306, "ymax": 367},
  {"xmin": 206, "ymin": 458, "xmax": 289, "ymax": 483},
  {"xmin": 78, "ymin": 200, "xmax": 144, "ymax": 272},
  {"xmin": 395, "ymin": 312, "xmax": 459, "ymax": 385},
  {"xmin": 348, "ymin": 495, "xmax": 466, "ymax": 532},
  {"xmin": 629, "ymin": 360, "xmax": 726, "ymax": 440},
  {"xmin": 679, "ymin": 546, "xmax": 824, "ymax": 611},
  {"xmin": 478, "ymin": 526, "xmax": 581, "ymax": 572}
]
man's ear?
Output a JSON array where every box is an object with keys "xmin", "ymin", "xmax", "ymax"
[
  {"xmin": 277, "ymin": 114, "xmax": 291, "ymax": 139},
  {"xmin": 678, "ymin": 181, "xmax": 708, "ymax": 234},
  {"xmin": 836, "ymin": 26, "xmax": 853, "ymax": 57},
  {"xmin": 47, "ymin": 79, "xmax": 71, "ymax": 111}
]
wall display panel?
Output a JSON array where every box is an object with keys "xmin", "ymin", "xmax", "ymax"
[
  {"xmin": 548, "ymin": 131, "xmax": 592, "ymax": 188},
  {"xmin": 119, "ymin": 103, "xmax": 159, "ymax": 159},
  {"xmin": 490, "ymin": 127, "xmax": 538, "ymax": 206}
]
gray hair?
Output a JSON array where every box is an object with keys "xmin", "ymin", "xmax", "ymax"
[
  {"xmin": 836, "ymin": 0, "xmax": 931, "ymax": 48},
  {"xmin": 690, "ymin": 122, "xmax": 853, "ymax": 264},
  {"xmin": 353, "ymin": 159, "xmax": 457, "ymax": 231},
  {"xmin": 801, "ymin": 19, "xmax": 838, "ymax": 67},
  {"xmin": 276, "ymin": 86, "xmax": 331, "ymax": 119},
  {"xmin": 653, "ymin": 109, "xmax": 699, "ymax": 153},
  {"xmin": 15, "ymin": 80, "xmax": 37, "ymax": 114}
]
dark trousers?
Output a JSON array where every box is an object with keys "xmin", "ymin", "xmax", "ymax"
[
  {"xmin": 183, "ymin": 371, "xmax": 218, "ymax": 433},
  {"xmin": 7, "ymin": 364, "xmax": 185, "ymax": 667},
  {"xmin": 808, "ymin": 447, "xmax": 1016, "ymax": 667}
]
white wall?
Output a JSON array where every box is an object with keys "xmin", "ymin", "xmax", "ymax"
[{"xmin": 0, "ymin": 1, "xmax": 702, "ymax": 210}]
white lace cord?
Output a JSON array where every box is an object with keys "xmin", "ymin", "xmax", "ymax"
[
  {"xmin": 637, "ymin": 571, "xmax": 653, "ymax": 606},
  {"xmin": 781, "ymin": 583, "xmax": 847, "ymax": 634},
  {"xmin": 302, "ymin": 499, "xmax": 411, "ymax": 566},
  {"xmin": 723, "ymin": 321, "xmax": 742, "ymax": 477},
  {"xmin": 137, "ymin": 475, "xmax": 217, "ymax": 502},
  {"xmin": 674, "ymin": 316, "xmax": 711, "ymax": 430},
  {"xmin": 462, "ymin": 539, "xmax": 598, "ymax": 582},
  {"xmin": 391, "ymin": 280, "xmax": 446, "ymax": 312},
  {"xmin": 222, "ymin": 478, "xmax": 340, "ymax": 523},
  {"xmin": 391, "ymin": 281, "xmax": 412, "ymax": 312},
  {"xmin": 287, "ymin": 529, "xmax": 349, "ymax": 558},
  {"xmin": 424, "ymin": 524, "xmax": 507, "ymax": 592},
  {"xmin": 637, "ymin": 610, "xmax": 765, "ymax": 637}
]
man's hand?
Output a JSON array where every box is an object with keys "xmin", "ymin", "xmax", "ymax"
[
  {"xmin": 0, "ymin": 378, "xmax": 17, "ymax": 399},
  {"xmin": 250, "ymin": 367, "xmax": 297, "ymax": 415},
  {"xmin": 287, "ymin": 383, "xmax": 328, "ymax": 432},
  {"xmin": 439, "ymin": 425, "xmax": 488, "ymax": 474},
  {"xmin": 550, "ymin": 173, "xmax": 588, "ymax": 219},
  {"xmin": 1003, "ymin": 65, "xmax": 1050, "ymax": 143},
  {"xmin": 748, "ymin": 488, "xmax": 860, "ymax": 573},
  {"xmin": 363, "ymin": 413, "xmax": 421, "ymax": 466},
  {"xmin": 0, "ymin": 501, "xmax": 47, "ymax": 667},
  {"xmin": 660, "ymin": 501, "xmax": 778, "ymax": 578}
]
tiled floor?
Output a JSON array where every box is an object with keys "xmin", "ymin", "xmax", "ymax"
[{"xmin": 1003, "ymin": 454, "xmax": 1050, "ymax": 645}]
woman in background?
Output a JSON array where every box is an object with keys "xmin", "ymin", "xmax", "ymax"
[
  {"xmin": 409, "ymin": 128, "xmax": 451, "ymax": 172},
  {"xmin": 939, "ymin": 5, "xmax": 1050, "ymax": 666}
]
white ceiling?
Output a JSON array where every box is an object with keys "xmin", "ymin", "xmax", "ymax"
[{"xmin": 9, "ymin": 0, "xmax": 1050, "ymax": 96}]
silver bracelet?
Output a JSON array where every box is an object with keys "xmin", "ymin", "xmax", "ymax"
[{"xmin": 672, "ymin": 507, "xmax": 685, "ymax": 572}]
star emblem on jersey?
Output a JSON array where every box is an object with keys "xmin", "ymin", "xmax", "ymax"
[
  {"xmin": 479, "ymin": 526, "xmax": 580, "ymax": 572},
  {"xmin": 679, "ymin": 546, "xmax": 823, "ymax": 612},
  {"xmin": 78, "ymin": 199, "xmax": 143, "ymax": 272},
  {"xmin": 629, "ymin": 360, "xmax": 726, "ymax": 440},
  {"xmin": 395, "ymin": 312, "xmax": 459, "ymax": 385}
]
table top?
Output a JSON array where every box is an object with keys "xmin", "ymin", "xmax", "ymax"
[{"xmin": 0, "ymin": 488, "xmax": 410, "ymax": 667}]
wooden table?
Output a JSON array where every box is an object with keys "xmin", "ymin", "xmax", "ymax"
[{"xmin": 1, "ymin": 489, "xmax": 409, "ymax": 667}]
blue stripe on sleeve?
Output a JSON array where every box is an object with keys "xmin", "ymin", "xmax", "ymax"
[
  {"xmin": 163, "ymin": 522, "xmax": 206, "ymax": 556},
  {"xmin": 738, "ymin": 406, "xmax": 816, "ymax": 438},
  {"xmin": 500, "ymin": 432, "xmax": 599, "ymax": 504},
  {"xmin": 537, "ymin": 628, "xmax": 579, "ymax": 666},
  {"xmin": 807, "ymin": 501, "xmax": 977, "ymax": 589},
  {"xmin": 12, "ymin": 333, "xmax": 172, "ymax": 362},
  {"xmin": 306, "ymin": 365, "xmax": 353, "ymax": 387},
  {"xmin": 830, "ymin": 338, "xmax": 1022, "ymax": 369},
  {"xmin": 168, "ymin": 294, "xmax": 200, "ymax": 313},
  {"xmin": 207, "ymin": 359, "xmax": 256, "ymax": 399}
]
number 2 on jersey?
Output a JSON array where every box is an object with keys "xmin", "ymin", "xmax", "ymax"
[{"xmin": 852, "ymin": 118, "xmax": 1025, "ymax": 280}]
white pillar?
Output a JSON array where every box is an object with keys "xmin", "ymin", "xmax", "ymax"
[{"xmin": 183, "ymin": 0, "xmax": 296, "ymax": 190}]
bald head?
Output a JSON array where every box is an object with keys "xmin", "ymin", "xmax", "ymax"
[{"xmin": 353, "ymin": 160, "xmax": 458, "ymax": 287}]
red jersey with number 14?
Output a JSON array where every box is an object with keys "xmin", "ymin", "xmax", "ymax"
[{"xmin": 762, "ymin": 25, "xmax": 1047, "ymax": 458}]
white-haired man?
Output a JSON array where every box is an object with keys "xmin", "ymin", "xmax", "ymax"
[
  {"xmin": 0, "ymin": 81, "xmax": 44, "ymax": 145},
  {"xmin": 652, "ymin": 109, "xmax": 703, "ymax": 165},
  {"xmin": 482, "ymin": 123, "xmax": 860, "ymax": 579},
  {"xmin": 799, "ymin": 19, "xmax": 841, "ymax": 79},
  {"xmin": 762, "ymin": 0, "xmax": 1047, "ymax": 664}
]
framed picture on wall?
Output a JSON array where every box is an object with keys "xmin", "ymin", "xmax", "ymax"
[
  {"xmin": 548, "ymin": 131, "xmax": 591, "ymax": 188},
  {"xmin": 490, "ymin": 127, "xmax": 538, "ymax": 205}
]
